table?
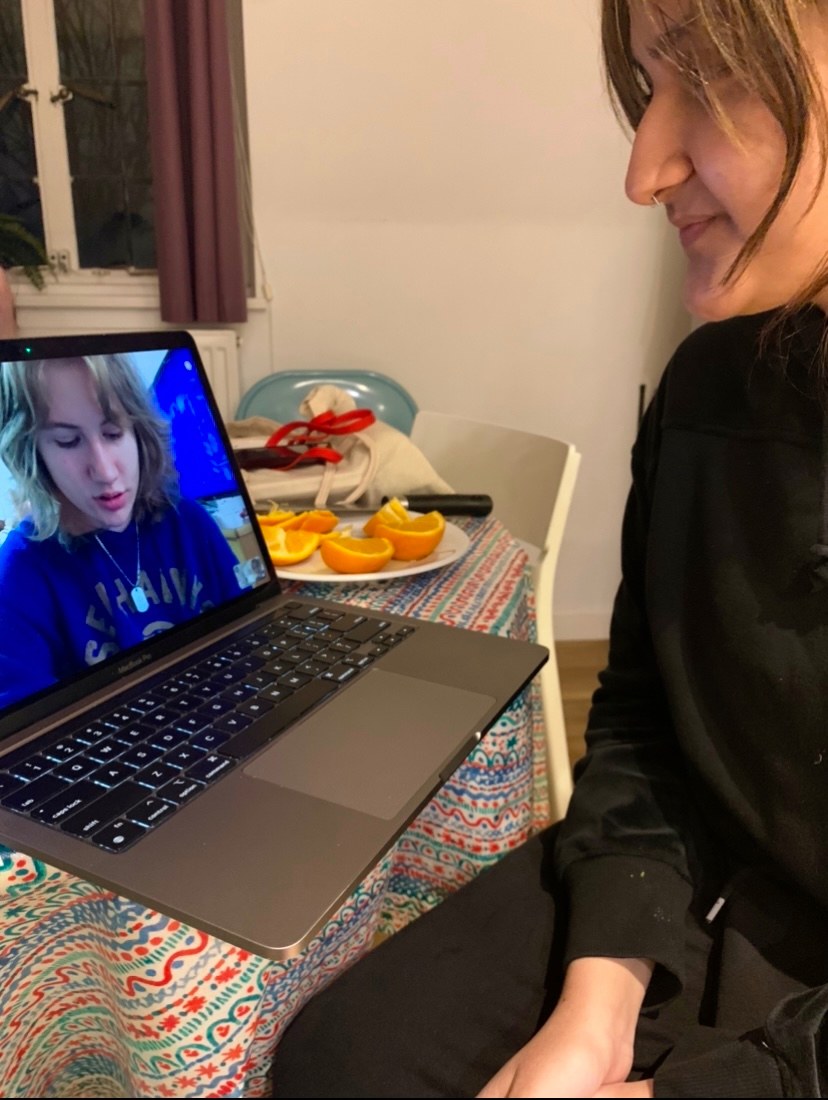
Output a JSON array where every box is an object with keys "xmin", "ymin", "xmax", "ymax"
[{"xmin": 0, "ymin": 517, "xmax": 549, "ymax": 1098}]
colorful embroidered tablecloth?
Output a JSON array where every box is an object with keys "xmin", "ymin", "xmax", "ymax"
[{"xmin": 0, "ymin": 517, "xmax": 549, "ymax": 1097}]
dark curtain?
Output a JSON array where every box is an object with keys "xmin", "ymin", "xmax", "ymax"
[{"xmin": 143, "ymin": 0, "xmax": 247, "ymax": 323}]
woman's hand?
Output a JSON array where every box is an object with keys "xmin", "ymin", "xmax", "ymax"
[{"xmin": 477, "ymin": 957, "xmax": 654, "ymax": 1099}]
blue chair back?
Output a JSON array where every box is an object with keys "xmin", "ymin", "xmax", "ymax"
[{"xmin": 236, "ymin": 370, "xmax": 419, "ymax": 436}]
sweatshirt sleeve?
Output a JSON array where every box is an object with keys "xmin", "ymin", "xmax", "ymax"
[
  {"xmin": 554, "ymin": 368, "xmax": 707, "ymax": 1006},
  {"xmin": 652, "ymin": 976, "xmax": 828, "ymax": 1096}
]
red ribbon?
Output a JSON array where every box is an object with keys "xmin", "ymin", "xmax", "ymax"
[{"xmin": 263, "ymin": 408, "xmax": 376, "ymax": 472}]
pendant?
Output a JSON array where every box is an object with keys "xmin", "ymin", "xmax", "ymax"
[{"xmin": 131, "ymin": 585, "xmax": 149, "ymax": 614}]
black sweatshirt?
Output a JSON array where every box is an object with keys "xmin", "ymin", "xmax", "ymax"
[{"xmin": 555, "ymin": 310, "xmax": 828, "ymax": 1096}]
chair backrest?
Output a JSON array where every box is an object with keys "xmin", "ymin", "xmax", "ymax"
[
  {"xmin": 410, "ymin": 410, "xmax": 575, "ymax": 554},
  {"xmin": 410, "ymin": 410, "xmax": 581, "ymax": 822},
  {"xmin": 236, "ymin": 370, "xmax": 419, "ymax": 435}
]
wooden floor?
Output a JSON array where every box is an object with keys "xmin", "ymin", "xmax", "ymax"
[{"xmin": 555, "ymin": 639, "xmax": 608, "ymax": 767}]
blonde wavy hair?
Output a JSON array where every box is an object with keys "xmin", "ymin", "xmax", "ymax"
[
  {"xmin": 0, "ymin": 354, "xmax": 178, "ymax": 540},
  {"xmin": 602, "ymin": 0, "xmax": 828, "ymax": 307}
]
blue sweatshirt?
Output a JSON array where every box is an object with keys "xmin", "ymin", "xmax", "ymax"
[{"xmin": 0, "ymin": 498, "xmax": 246, "ymax": 709}]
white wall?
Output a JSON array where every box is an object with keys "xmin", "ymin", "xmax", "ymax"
[{"xmin": 239, "ymin": 0, "xmax": 690, "ymax": 639}]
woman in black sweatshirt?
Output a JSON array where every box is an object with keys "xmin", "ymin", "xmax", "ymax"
[{"xmin": 271, "ymin": 3, "xmax": 828, "ymax": 1096}]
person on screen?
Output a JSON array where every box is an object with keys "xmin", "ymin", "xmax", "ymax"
[
  {"xmin": 269, "ymin": 1, "xmax": 828, "ymax": 1098},
  {"xmin": 0, "ymin": 354, "xmax": 244, "ymax": 709}
]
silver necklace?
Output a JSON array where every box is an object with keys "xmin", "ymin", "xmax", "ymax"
[{"xmin": 94, "ymin": 525, "xmax": 149, "ymax": 613}]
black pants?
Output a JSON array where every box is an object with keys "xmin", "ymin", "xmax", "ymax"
[{"xmin": 270, "ymin": 826, "xmax": 817, "ymax": 1098}]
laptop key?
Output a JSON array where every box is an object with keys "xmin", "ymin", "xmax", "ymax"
[
  {"xmin": 279, "ymin": 671, "xmax": 312, "ymax": 689},
  {"xmin": 191, "ymin": 729, "xmax": 230, "ymax": 752},
  {"xmin": 165, "ymin": 745, "xmax": 206, "ymax": 769},
  {"xmin": 238, "ymin": 697, "xmax": 274, "ymax": 719},
  {"xmin": 343, "ymin": 620, "xmax": 390, "ymax": 644},
  {"xmin": 0, "ymin": 774, "xmax": 23, "ymax": 799},
  {"xmin": 44, "ymin": 738, "xmax": 86, "ymax": 763},
  {"xmin": 242, "ymin": 670, "xmax": 276, "ymax": 689},
  {"xmin": 342, "ymin": 654, "xmax": 375, "ymax": 670},
  {"xmin": 324, "ymin": 613, "xmax": 367, "ymax": 633},
  {"xmin": 321, "ymin": 663, "xmax": 358, "ymax": 684},
  {"xmin": 214, "ymin": 712, "xmax": 252, "ymax": 734},
  {"xmin": 149, "ymin": 728, "xmax": 191, "ymax": 751},
  {"xmin": 73, "ymin": 721, "xmax": 115, "ymax": 745},
  {"xmin": 174, "ymin": 713, "xmax": 210, "ymax": 735},
  {"xmin": 52, "ymin": 756, "xmax": 99, "ymax": 781},
  {"xmin": 105, "ymin": 708, "xmax": 138, "ymax": 728},
  {"xmin": 90, "ymin": 761, "xmax": 140, "ymax": 788},
  {"xmin": 296, "ymin": 660, "xmax": 328, "ymax": 677},
  {"xmin": 7, "ymin": 754, "xmax": 52, "ymax": 781},
  {"xmin": 86, "ymin": 739, "xmax": 126, "ymax": 764},
  {"xmin": 223, "ymin": 679, "xmax": 339, "ymax": 760},
  {"xmin": 2, "ymin": 774, "xmax": 70, "ymax": 813},
  {"xmin": 128, "ymin": 797, "xmax": 176, "ymax": 827},
  {"xmin": 32, "ymin": 780, "xmax": 101, "ymax": 825},
  {"xmin": 118, "ymin": 743, "xmax": 165, "ymax": 769},
  {"xmin": 258, "ymin": 685, "xmax": 294, "ymax": 704},
  {"xmin": 187, "ymin": 753, "xmax": 234, "ymax": 784},
  {"xmin": 127, "ymin": 691, "xmax": 166, "ymax": 714},
  {"xmin": 111, "ymin": 723, "xmax": 154, "ymax": 747},
  {"xmin": 197, "ymin": 698, "xmax": 236, "ymax": 719},
  {"xmin": 91, "ymin": 818, "xmax": 147, "ymax": 852},
  {"xmin": 157, "ymin": 776, "xmax": 205, "ymax": 804},
  {"xmin": 221, "ymin": 684, "xmax": 258, "ymax": 704},
  {"xmin": 61, "ymin": 781, "xmax": 147, "ymax": 838},
  {"xmin": 133, "ymin": 762, "xmax": 182, "ymax": 789}
]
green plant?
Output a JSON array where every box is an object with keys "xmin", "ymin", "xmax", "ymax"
[{"xmin": 0, "ymin": 214, "xmax": 49, "ymax": 290}]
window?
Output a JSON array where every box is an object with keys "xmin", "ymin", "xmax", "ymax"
[{"xmin": 0, "ymin": 0, "xmax": 155, "ymax": 276}]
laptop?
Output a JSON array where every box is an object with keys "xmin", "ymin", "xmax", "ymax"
[{"xmin": 0, "ymin": 330, "xmax": 547, "ymax": 959}]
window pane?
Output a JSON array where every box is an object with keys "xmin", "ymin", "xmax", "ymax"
[
  {"xmin": 0, "ymin": 0, "xmax": 44, "ymax": 246},
  {"xmin": 54, "ymin": 0, "xmax": 155, "ymax": 269}
]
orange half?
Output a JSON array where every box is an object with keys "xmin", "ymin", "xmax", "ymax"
[
  {"xmin": 265, "ymin": 527, "xmax": 320, "ymax": 566},
  {"xmin": 374, "ymin": 511, "xmax": 446, "ymax": 561},
  {"xmin": 296, "ymin": 509, "xmax": 339, "ymax": 533},
  {"xmin": 362, "ymin": 497, "xmax": 408, "ymax": 537},
  {"xmin": 320, "ymin": 535, "xmax": 395, "ymax": 574}
]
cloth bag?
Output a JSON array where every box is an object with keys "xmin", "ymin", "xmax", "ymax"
[{"xmin": 226, "ymin": 383, "xmax": 452, "ymax": 508}]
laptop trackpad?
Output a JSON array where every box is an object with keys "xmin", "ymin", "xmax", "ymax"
[{"xmin": 243, "ymin": 669, "xmax": 496, "ymax": 820}]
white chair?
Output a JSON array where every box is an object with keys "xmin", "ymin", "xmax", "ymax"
[{"xmin": 410, "ymin": 410, "xmax": 581, "ymax": 822}]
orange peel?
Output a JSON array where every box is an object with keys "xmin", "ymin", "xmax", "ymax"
[{"xmin": 374, "ymin": 511, "xmax": 446, "ymax": 561}]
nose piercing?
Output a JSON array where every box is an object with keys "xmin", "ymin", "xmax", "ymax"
[{"xmin": 651, "ymin": 193, "xmax": 662, "ymax": 207}]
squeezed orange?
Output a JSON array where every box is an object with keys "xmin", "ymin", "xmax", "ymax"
[
  {"xmin": 279, "ymin": 509, "xmax": 339, "ymax": 533},
  {"xmin": 256, "ymin": 507, "xmax": 295, "ymax": 527},
  {"xmin": 362, "ymin": 497, "xmax": 408, "ymax": 537},
  {"xmin": 374, "ymin": 511, "xmax": 446, "ymax": 561}
]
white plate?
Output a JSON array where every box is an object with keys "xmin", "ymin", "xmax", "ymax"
[{"xmin": 274, "ymin": 513, "xmax": 471, "ymax": 584}]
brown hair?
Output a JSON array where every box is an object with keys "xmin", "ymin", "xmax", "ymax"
[
  {"xmin": 0, "ymin": 354, "xmax": 178, "ymax": 540},
  {"xmin": 602, "ymin": 1, "xmax": 828, "ymax": 306}
]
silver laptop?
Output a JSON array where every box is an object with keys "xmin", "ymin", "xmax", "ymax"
[{"xmin": 0, "ymin": 331, "xmax": 547, "ymax": 959}]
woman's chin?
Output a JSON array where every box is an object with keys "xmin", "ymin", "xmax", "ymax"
[{"xmin": 683, "ymin": 268, "xmax": 792, "ymax": 323}]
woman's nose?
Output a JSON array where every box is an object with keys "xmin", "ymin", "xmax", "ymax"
[
  {"xmin": 88, "ymin": 440, "xmax": 118, "ymax": 481},
  {"xmin": 625, "ymin": 95, "xmax": 694, "ymax": 207}
]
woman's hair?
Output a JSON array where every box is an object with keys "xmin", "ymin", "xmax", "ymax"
[
  {"xmin": 602, "ymin": 1, "xmax": 828, "ymax": 307},
  {"xmin": 0, "ymin": 354, "xmax": 178, "ymax": 540}
]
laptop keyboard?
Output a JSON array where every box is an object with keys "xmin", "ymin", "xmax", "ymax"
[{"xmin": 0, "ymin": 601, "xmax": 415, "ymax": 854}]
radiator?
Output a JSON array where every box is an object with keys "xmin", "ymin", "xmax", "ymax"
[{"xmin": 187, "ymin": 329, "xmax": 241, "ymax": 422}]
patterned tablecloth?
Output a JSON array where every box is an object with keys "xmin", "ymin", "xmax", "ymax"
[{"xmin": 0, "ymin": 516, "xmax": 549, "ymax": 1098}]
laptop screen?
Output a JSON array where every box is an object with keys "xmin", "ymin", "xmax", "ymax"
[{"xmin": 0, "ymin": 340, "xmax": 269, "ymax": 714}]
